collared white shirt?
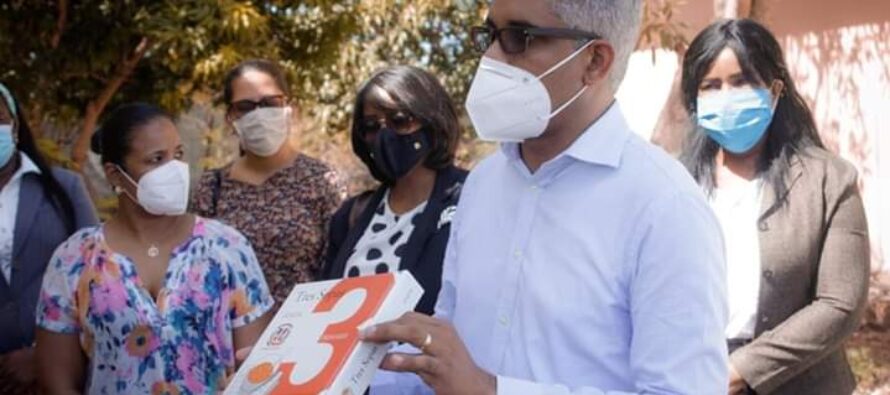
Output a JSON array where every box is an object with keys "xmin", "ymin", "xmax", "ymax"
[
  {"xmin": 0, "ymin": 152, "xmax": 41, "ymax": 283},
  {"xmin": 710, "ymin": 178, "xmax": 763, "ymax": 340},
  {"xmin": 372, "ymin": 103, "xmax": 728, "ymax": 394}
]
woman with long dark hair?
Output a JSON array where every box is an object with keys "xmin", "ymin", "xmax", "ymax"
[
  {"xmin": 680, "ymin": 19, "xmax": 868, "ymax": 395},
  {"xmin": 0, "ymin": 83, "xmax": 96, "ymax": 393}
]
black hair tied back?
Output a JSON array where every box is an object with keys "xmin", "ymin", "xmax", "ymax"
[
  {"xmin": 93, "ymin": 102, "xmax": 171, "ymax": 167},
  {"xmin": 90, "ymin": 126, "xmax": 105, "ymax": 156}
]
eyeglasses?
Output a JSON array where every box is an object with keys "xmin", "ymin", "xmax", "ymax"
[
  {"xmin": 227, "ymin": 95, "xmax": 288, "ymax": 119},
  {"xmin": 359, "ymin": 111, "xmax": 417, "ymax": 135},
  {"xmin": 470, "ymin": 24, "xmax": 600, "ymax": 55}
]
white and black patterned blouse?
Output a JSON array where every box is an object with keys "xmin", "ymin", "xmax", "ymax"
[{"xmin": 343, "ymin": 190, "xmax": 428, "ymax": 278}]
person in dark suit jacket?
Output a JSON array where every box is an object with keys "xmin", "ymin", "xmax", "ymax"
[
  {"xmin": 0, "ymin": 82, "xmax": 97, "ymax": 391},
  {"xmin": 321, "ymin": 66, "xmax": 468, "ymax": 315},
  {"xmin": 679, "ymin": 20, "xmax": 869, "ymax": 395}
]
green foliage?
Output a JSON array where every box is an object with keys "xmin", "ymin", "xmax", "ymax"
[
  {"xmin": 0, "ymin": 0, "xmax": 687, "ymax": 177},
  {"xmin": 35, "ymin": 138, "xmax": 74, "ymax": 168},
  {"xmin": 299, "ymin": 0, "xmax": 486, "ymax": 136},
  {"xmin": 0, "ymin": 1, "xmax": 362, "ymax": 126},
  {"xmin": 0, "ymin": 0, "xmax": 689, "ymax": 128}
]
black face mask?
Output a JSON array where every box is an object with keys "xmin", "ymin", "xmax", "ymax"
[{"xmin": 368, "ymin": 127, "xmax": 432, "ymax": 185}]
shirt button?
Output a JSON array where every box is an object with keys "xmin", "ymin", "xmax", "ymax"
[
  {"xmin": 763, "ymin": 270, "xmax": 774, "ymax": 279},
  {"xmin": 529, "ymin": 184, "xmax": 539, "ymax": 191},
  {"xmin": 761, "ymin": 316, "xmax": 770, "ymax": 323},
  {"xmin": 513, "ymin": 250, "xmax": 522, "ymax": 259},
  {"xmin": 498, "ymin": 315, "xmax": 509, "ymax": 326}
]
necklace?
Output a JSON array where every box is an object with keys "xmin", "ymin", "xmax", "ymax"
[
  {"xmin": 115, "ymin": 215, "xmax": 190, "ymax": 259},
  {"xmin": 147, "ymin": 244, "xmax": 160, "ymax": 258}
]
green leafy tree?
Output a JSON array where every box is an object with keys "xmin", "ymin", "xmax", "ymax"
[
  {"xmin": 0, "ymin": 0, "xmax": 361, "ymax": 170},
  {"xmin": 0, "ymin": 0, "xmax": 687, "ymax": 187}
]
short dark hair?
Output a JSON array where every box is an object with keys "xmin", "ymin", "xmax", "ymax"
[
  {"xmin": 222, "ymin": 59, "xmax": 290, "ymax": 105},
  {"xmin": 91, "ymin": 103, "xmax": 172, "ymax": 168},
  {"xmin": 351, "ymin": 65, "xmax": 460, "ymax": 171},
  {"xmin": 679, "ymin": 19, "xmax": 824, "ymax": 217}
]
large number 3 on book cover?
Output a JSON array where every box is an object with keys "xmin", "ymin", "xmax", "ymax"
[{"xmin": 228, "ymin": 272, "xmax": 422, "ymax": 395}]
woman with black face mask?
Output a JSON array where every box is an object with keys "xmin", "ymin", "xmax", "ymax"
[{"xmin": 320, "ymin": 66, "xmax": 467, "ymax": 315}]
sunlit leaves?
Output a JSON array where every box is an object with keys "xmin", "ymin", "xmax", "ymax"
[{"xmin": 0, "ymin": 0, "xmax": 687, "ymax": 162}]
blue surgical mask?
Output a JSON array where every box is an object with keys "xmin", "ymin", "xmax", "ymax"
[
  {"xmin": 0, "ymin": 124, "xmax": 14, "ymax": 167},
  {"xmin": 696, "ymin": 88, "xmax": 775, "ymax": 154}
]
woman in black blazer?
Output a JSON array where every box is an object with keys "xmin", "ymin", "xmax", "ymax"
[
  {"xmin": 321, "ymin": 66, "xmax": 467, "ymax": 315},
  {"xmin": 0, "ymin": 83, "xmax": 97, "ymax": 392}
]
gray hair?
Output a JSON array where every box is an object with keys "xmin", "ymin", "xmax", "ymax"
[{"xmin": 546, "ymin": 0, "xmax": 643, "ymax": 90}]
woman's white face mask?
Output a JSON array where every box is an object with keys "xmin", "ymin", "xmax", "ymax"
[
  {"xmin": 233, "ymin": 107, "xmax": 292, "ymax": 156},
  {"xmin": 464, "ymin": 40, "xmax": 594, "ymax": 142},
  {"xmin": 118, "ymin": 160, "xmax": 191, "ymax": 216}
]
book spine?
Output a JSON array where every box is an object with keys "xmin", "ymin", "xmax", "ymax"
[{"xmin": 330, "ymin": 271, "xmax": 425, "ymax": 395}]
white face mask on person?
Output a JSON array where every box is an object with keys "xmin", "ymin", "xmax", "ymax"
[
  {"xmin": 117, "ymin": 160, "xmax": 190, "ymax": 216},
  {"xmin": 464, "ymin": 41, "xmax": 594, "ymax": 142},
  {"xmin": 233, "ymin": 107, "xmax": 292, "ymax": 156}
]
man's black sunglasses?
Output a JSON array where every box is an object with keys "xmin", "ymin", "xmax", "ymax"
[{"xmin": 470, "ymin": 24, "xmax": 600, "ymax": 55}]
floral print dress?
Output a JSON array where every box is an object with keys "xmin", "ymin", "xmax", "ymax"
[
  {"xmin": 192, "ymin": 154, "xmax": 346, "ymax": 303},
  {"xmin": 36, "ymin": 217, "xmax": 274, "ymax": 395}
]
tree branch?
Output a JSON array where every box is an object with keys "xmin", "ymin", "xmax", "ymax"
[
  {"xmin": 71, "ymin": 37, "xmax": 152, "ymax": 172},
  {"xmin": 51, "ymin": 0, "xmax": 69, "ymax": 49},
  {"xmin": 90, "ymin": 73, "xmax": 110, "ymax": 84},
  {"xmin": 714, "ymin": 0, "xmax": 754, "ymax": 19}
]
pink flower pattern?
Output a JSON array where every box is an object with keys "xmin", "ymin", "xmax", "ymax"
[{"xmin": 35, "ymin": 218, "xmax": 274, "ymax": 395}]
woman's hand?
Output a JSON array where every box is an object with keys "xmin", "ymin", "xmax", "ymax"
[
  {"xmin": 728, "ymin": 363, "xmax": 748, "ymax": 394},
  {"xmin": 217, "ymin": 347, "xmax": 254, "ymax": 394},
  {"xmin": 0, "ymin": 347, "xmax": 37, "ymax": 385}
]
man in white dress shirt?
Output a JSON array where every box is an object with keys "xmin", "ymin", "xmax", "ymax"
[{"xmin": 361, "ymin": 0, "xmax": 729, "ymax": 394}]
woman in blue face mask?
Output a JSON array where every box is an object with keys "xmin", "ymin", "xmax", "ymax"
[
  {"xmin": 679, "ymin": 19, "xmax": 869, "ymax": 395},
  {"xmin": 319, "ymin": 66, "xmax": 468, "ymax": 315},
  {"xmin": 0, "ymin": 83, "xmax": 97, "ymax": 393}
]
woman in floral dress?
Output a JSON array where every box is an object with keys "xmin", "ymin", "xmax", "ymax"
[{"xmin": 34, "ymin": 103, "xmax": 274, "ymax": 394}]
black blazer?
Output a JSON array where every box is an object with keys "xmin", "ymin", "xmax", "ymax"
[
  {"xmin": 0, "ymin": 168, "xmax": 97, "ymax": 354},
  {"xmin": 321, "ymin": 166, "xmax": 467, "ymax": 315}
]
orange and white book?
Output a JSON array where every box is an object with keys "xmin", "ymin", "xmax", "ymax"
[{"xmin": 225, "ymin": 271, "xmax": 423, "ymax": 395}]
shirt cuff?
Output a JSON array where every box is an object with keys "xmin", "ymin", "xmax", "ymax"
[
  {"xmin": 36, "ymin": 320, "xmax": 80, "ymax": 335},
  {"xmin": 232, "ymin": 297, "xmax": 275, "ymax": 328}
]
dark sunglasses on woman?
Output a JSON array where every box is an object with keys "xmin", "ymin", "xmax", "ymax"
[{"xmin": 360, "ymin": 110, "xmax": 418, "ymax": 135}]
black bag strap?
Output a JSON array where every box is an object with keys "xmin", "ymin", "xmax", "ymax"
[
  {"xmin": 210, "ymin": 168, "xmax": 223, "ymax": 216},
  {"xmin": 347, "ymin": 190, "xmax": 375, "ymax": 231}
]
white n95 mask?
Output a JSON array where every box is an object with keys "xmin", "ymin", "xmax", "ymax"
[
  {"xmin": 233, "ymin": 107, "xmax": 292, "ymax": 156},
  {"xmin": 118, "ymin": 160, "xmax": 191, "ymax": 216},
  {"xmin": 465, "ymin": 41, "xmax": 594, "ymax": 142}
]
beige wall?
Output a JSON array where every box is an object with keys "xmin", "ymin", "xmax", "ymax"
[{"xmin": 618, "ymin": 0, "xmax": 890, "ymax": 271}]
